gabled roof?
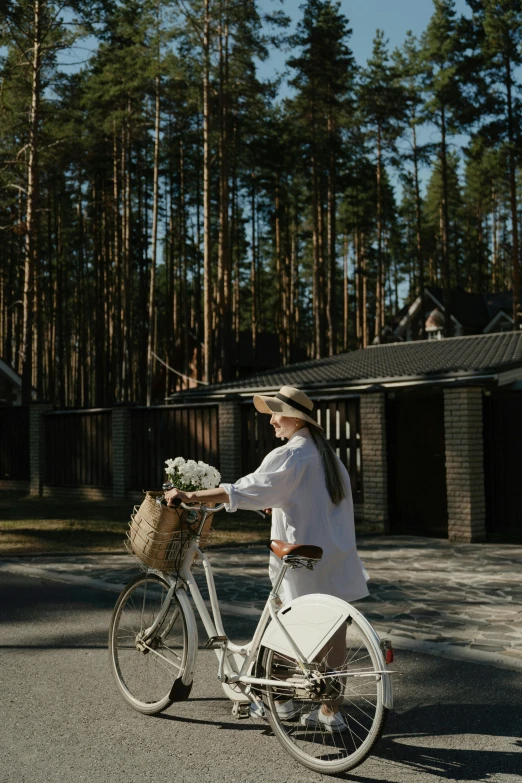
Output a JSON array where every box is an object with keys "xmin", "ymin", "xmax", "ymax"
[
  {"xmin": 0, "ymin": 358, "xmax": 22, "ymax": 388},
  {"xmin": 394, "ymin": 287, "xmax": 520, "ymax": 338},
  {"xmin": 168, "ymin": 331, "xmax": 522, "ymax": 399}
]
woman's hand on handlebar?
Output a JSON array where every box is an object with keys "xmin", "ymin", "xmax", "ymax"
[{"xmin": 164, "ymin": 487, "xmax": 192, "ymax": 506}]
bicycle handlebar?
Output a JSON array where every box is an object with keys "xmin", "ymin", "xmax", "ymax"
[
  {"xmin": 157, "ymin": 487, "xmax": 226, "ymax": 515},
  {"xmin": 159, "ymin": 482, "xmax": 265, "ymax": 518}
]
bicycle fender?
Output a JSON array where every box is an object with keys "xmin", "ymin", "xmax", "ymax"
[
  {"xmin": 261, "ymin": 593, "xmax": 350, "ymax": 663},
  {"xmin": 175, "ymin": 587, "xmax": 198, "ymax": 692},
  {"xmin": 260, "ymin": 593, "xmax": 393, "ymax": 710},
  {"xmin": 343, "ymin": 603, "xmax": 394, "ymax": 711}
]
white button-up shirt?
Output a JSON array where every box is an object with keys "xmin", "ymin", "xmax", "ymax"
[{"xmin": 220, "ymin": 427, "xmax": 369, "ymax": 605}]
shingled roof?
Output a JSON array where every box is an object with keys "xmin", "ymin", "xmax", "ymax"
[{"xmin": 170, "ymin": 332, "xmax": 522, "ymax": 399}]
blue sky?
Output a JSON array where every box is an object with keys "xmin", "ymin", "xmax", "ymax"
[
  {"xmin": 258, "ymin": 0, "xmax": 471, "ymax": 86},
  {"xmin": 256, "ymin": 0, "xmax": 472, "ymax": 193}
]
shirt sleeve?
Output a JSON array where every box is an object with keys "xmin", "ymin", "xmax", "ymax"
[{"xmin": 219, "ymin": 448, "xmax": 298, "ymax": 513}]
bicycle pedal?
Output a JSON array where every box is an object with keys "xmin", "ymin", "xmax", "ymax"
[
  {"xmin": 204, "ymin": 635, "xmax": 228, "ymax": 649},
  {"xmin": 231, "ymin": 701, "xmax": 250, "ymax": 719}
]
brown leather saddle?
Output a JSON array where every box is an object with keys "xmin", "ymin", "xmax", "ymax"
[{"xmin": 270, "ymin": 539, "xmax": 323, "ymax": 561}]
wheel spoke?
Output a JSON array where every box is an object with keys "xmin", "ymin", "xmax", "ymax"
[
  {"xmin": 262, "ymin": 615, "xmax": 388, "ymax": 773},
  {"xmin": 109, "ymin": 574, "xmax": 188, "ymax": 714}
]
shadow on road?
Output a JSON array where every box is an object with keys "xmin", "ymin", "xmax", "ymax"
[{"xmin": 342, "ymin": 702, "xmax": 522, "ymax": 782}]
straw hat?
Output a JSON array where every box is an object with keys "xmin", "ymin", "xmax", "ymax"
[{"xmin": 253, "ymin": 385, "xmax": 322, "ymax": 430}]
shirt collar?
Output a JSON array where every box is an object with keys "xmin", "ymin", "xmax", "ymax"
[{"xmin": 288, "ymin": 425, "xmax": 310, "ymax": 443}]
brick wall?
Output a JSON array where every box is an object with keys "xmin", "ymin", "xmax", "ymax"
[
  {"xmin": 218, "ymin": 397, "xmax": 242, "ymax": 484},
  {"xmin": 29, "ymin": 403, "xmax": 53, "ymax": 497},
  {"xmin": 444, "ymin": 387, "xmax": 486, "ymax": 542},
  {"xmin": 358, "ymin": 392, "xmax": 388, "ymax": 532},
  {"xmin": 112, "ymin": 406, "xmax": 131, "ymax": 498}
]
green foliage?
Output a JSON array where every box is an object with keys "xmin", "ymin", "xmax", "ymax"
[{"xmin": 1, "ymin": 0, "xmax": 521, "ymax": 406}]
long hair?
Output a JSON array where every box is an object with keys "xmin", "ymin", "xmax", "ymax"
[{"xmin": 307, "ymin": 424, "xmax": 347, "ymax": 505}]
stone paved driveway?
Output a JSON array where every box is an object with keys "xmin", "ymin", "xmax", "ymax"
[{"xmin": 1, "ymin": 535, "xmax": 521, "ymax": 670}]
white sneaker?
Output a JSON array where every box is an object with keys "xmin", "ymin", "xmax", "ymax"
[
  {"xmin": 249, "ymin": 700, "xmax": 267, "ymax": 720},
  {"xmin": 274, "ymin": 699, "xmax": 301, "ymax": 719},
  {"xmin": 250, "ymin": 699, "xmax": 300, "ymax": 721},
  {"xmin": 300, "ymin": 708, "xmax": 348, "ymax": 734}
]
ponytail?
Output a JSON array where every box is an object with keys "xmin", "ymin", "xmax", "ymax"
[{"xmin": 308, "ymin": 425, "xmax": 347, "ymax": 505}]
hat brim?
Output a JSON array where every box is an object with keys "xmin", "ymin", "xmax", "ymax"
[{"xmin": 253, "ymin": 394, "xmax": 323, "ymax": 430}]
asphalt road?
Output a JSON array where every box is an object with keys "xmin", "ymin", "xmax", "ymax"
[{"xmin": 1, "ymin": 572, "xmax": 521, "ymax": 783}]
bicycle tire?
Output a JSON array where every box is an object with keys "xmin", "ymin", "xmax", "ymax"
[
  {"xmin": 261, "ymin": 613, "xmax": 388, "ymax": 774},
  {"xmin": 108, "ymin": 573, "xmax": 189, "ymax": 715}
]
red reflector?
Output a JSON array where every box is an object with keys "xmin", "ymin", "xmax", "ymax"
[{"xmin": 385, "ymin": 648, "xmax": 394, "ymax": 664}]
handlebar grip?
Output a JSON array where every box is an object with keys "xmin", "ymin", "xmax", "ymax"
[{"xmin": 171, "ymin": 498, "xmax": 182, "ymax": 508}]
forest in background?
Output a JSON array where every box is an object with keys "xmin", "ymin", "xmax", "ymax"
[{"xmin": 1, "ymin": 0, "xmax": 522, "ymax": 407}]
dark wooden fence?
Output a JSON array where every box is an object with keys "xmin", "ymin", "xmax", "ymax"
[
  {"xmin": 130, "ymin": 404, "xmax": 219, "ymax": 490},
  {"xmin": 241, "ymin": 396, "xmax": 362, "ymax": 500},
  {"xmin": 44, "ymin": 409, "xmax": 112, "ymax": 486},
  {"xmin": 0, "ymin": 406, "xmax": 30, "ymax": 479}
]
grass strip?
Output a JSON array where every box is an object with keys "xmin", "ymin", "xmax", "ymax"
[{"xmin": 0, "ymin": 497, "xmax": 271, "ymax": 555}]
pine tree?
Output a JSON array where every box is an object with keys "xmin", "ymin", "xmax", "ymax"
[
  {"xmin": 421, "ymin": 0, "xmax": 470, "ymax": 335},
  {"xmin": 359, "ymin": 31, "xmax": 406, "ymax": 341},
  {"xmin": 394, "ymin": 32, "xmax": 432, "ymax": 333},
  {"xmin": 288, "ymin": 0, "xmax": 355, "ymax": 358},
  {"xmin": 466, "ymin": 0, "xmax": 522, "ymax": 327}
]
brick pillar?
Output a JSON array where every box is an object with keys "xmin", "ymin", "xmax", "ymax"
[
  {"xmin": 29, "ymin": 403, "xmax": 53, "ymax": 497},
  {"xmin": 360, "ymin": 392, "xmax": 388, "ymax": 531},
  {"xmin": 444, "ymin": 387, "xmax": 486, "ymax": 542},
  {"xmin": 218, "ymin": 396, "xmax": 242, "ymax": 484},
  {"xmin": 112, "ymin": 406, "xmax": 131, "ymax": 498}
]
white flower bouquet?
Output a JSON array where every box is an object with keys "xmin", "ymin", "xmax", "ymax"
[{"xmin": 165, "ymin": 457, "xmax": 221, "ymax": 492}]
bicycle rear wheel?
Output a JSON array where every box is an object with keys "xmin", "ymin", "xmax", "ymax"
[
  {"xmin": 109, "ymin": 573, "xmax": 189, "ymax": 715},
  {"xmin": 262, "ymin": 614, "xmax": 388, "ymax": 774}
]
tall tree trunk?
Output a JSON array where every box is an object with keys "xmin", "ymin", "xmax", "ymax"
[
  {"xmin": 290, "ymin": 209, "xmax": 299, "ymax": 359},
  {"xmin": 327, "ymin": 115, "xmax": 336, "ymax": 356},
  {"xmin": 343, "ymin": 232, "xmax": 349, "ymax": 351},
  {"xmin": 274, "ymin": 178, "xmax": 283, "ymax": 361},
  {"xmin": 112, "ymin": 129, "xmax": 122, "ymax": 402},
  {"xmin": 147, "ymin": 75, "xmax": 161, "ymax": 405},
  {"xmin": 440, "ymin": 104, "xmax": 452, "ymax": 336},
  {"xmin": 22, "ymin": 0, "xmax": 41, "ymax": 404},
  {"xmin": 180, "ymin": 140, "xmax": 190, "ymax": 383},
  {"xmin": 203, "ymin": 0, "xmax": 212, "ymax": 383},
  {"xmin": 231, "ymin": 125, "xmax": 240, "ymax": 377},
  {"xmin": 505, "ymin": 57, "xmax": 521, "ymax": 328},
  {"xmin": 251, "ymin": 171, "xmax": 257, "ymax": 371},
  {"xmin": 491, "ymin": 183, "xmax": 499, "ymax": 292},
  {"xmin": 375, "ymin": 124, "xmax": 383, "ymax": 343},
  {"xmin": 123, "ymin": 111, "xmax": 133, "ymax": 401},
  {"xmin": 311, "ymin": 150, "xmax": 321, "ymax": 359},
  {"xmin": 218, "ymin": 2, "xmax": 230, "ymax": 380},
  {"xmin": 195, "ymin": 127, "xmax": 203, "ymax": 383},
  {"xmin": 412, "ymin": 120, "xmax": 425, "ymax": 338},
  {"xmin": 360, "ymin": 232, "xmax": 368, "ymax": 348}
]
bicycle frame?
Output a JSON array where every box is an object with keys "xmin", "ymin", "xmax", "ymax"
[
  {"xmin": 179, "ymin": 538, "xmax": 305, "ymax": 691},
  {"xmin": 142, "ymin": 500, "xmax": 392, "ymax": 706}
]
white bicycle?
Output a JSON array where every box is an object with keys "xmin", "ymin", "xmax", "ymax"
[{"xmin": 108, "ymin": 498, "xmax": 394, "ymax": 774}]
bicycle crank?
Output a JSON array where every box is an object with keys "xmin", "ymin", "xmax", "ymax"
[{"xmin": 231, "ymin": 700, "xmax": 250, "ymax": 719}]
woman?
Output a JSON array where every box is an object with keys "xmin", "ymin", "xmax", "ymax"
[{"xmin": 165, "ymin": 385, "xmax": 369, "ymax": 732}]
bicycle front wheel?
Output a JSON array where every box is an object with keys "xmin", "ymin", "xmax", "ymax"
[
  {"xmin": 109, "ymin": 573, "xmax": 189, "ymax": 715},
  {"xmin": 262, "ymin": 613, "xmax": 388, "ymax": 774}
]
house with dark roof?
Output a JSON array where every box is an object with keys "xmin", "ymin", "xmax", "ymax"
[
  {"xmin": 380, "ymin": 286, "xmax": 517, "ymax": 343},
  {"xmin": 168, "ymin": 332, "xmax": 522, "ymax": 544},
  {"xmin": 0, "ymin": 358, "xmax": 26, "ymax": 405}
]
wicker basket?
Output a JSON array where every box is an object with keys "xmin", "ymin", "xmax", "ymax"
[{"xmin": 127, "ymin": 491, "xmax": 214, "ymax": 573}]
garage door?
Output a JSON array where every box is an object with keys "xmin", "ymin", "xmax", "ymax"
[
  {"xmin": 387, "ymin": 392, "xmax": 448, "ymax": 537},
  {"xmin": 483, "ymin": 391, "xmax": 522, "ymax": 541}
]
